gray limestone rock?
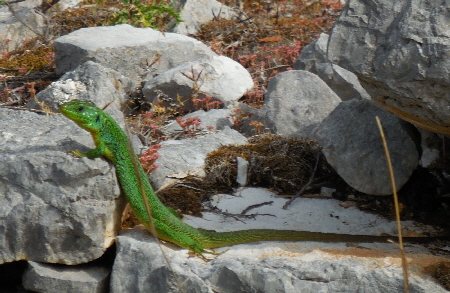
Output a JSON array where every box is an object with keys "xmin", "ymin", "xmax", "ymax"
[
  {"xmin": 142, "ymin": 55, "xmax": 253, "ymax": 109},
  {"xmin": 28, "ymin": 61, "xmax": 134, "ymax": 112},
  {"xmin": 263, "ymin": 70, "xmax": 341, "ymax": 138},
  {"xmin": 173, "ymin": 0, "xmax": 236, "ymax": 35},
  {"xmin": 46, "ymin": 0, "xmax": 84, "ymax": 13},
  {"xmin": 0, "ymin": 108, "xmax": 125, "ymax": 265},
  {"xmin": 327, "ymin": 0, "xmax": 450, "ymax": 134},
  {"xmin": 294, "ymin": 33, "xmax": 370, "ymax": 101},
  {"xmin": 161, "ymin": 109, "xmax": 233, "ymax": 135},
  {"xmin": 149, "ymin": 127, "xmax": 247, "ymax": 190},
  {"xmin": 0, "ymin": 4, "xmax": 46, "ymax": 52},
  {"xmin": 22, "ymin": 261, "xmax": 110, "ymax": 293},
  {"xmin": 315, "ymin": 99, "xmax": 419, "ymax": 195},
  {"xmin": 232, "ymin": 102, "xmax": 268, "ymax": 137},
  {"xmin": 110, "ymin": 229, "xmax": 447, "ymax": 293},
  {"xmin": 54, "ymin": 24, "xmax": 217, "ymax": 86},
  {"xmin": 110, "ymin": 230, "xmax": 210, "ymax": 293}
]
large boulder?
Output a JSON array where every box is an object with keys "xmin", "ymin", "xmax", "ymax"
[
  {"xmin": 328, "ymin": 0, "xmax": 450, "ymax": 134},
  {"xmin": 263, "ymin": 70, "xmax": 341, "ymax": 138},
  {"xmin": 29, "ymin": 61, "xmax": 134, "ymax": 112},
  {"xmin": 294, "ymin": 33, "xmax": 370, "ymax": 101},
  {"xmin": 0, "ymin": 108, "xmax": 125, "ymax": 265},
  {"xmin": 142, "ymin": 55, "xmax": 253, "ymax": 108},
  {"xmin": 315, "ymin": 99, "xmax": 419, "ymax": 195},
  {"xmin": 54, "ymin": 24, "xmax": 217, "ymax": 85},
  {"xmin": 110, "ymin": 225, "xmax": 446, "ymax": 292}
]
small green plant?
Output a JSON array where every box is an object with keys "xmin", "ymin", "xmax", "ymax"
[{"xmin": 109, "ymin": 0, "xmax": 182, "ymax": 28}]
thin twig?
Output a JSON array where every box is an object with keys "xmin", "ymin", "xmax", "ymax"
[
  {"xmin": 204, "ymin": 206, "xmax": 275, "ymax": 223},
  {"xmin": 240, "ymin": 201, "xmax": 273, "ymax": 215},
  {"xmin": 283, "ymin": 151, "xmax": 321, "ymax": 209},
  {"xmin": 376, "ymin": 116, "xmax": 409, "ymax": 293},
  {"xmin": 171, "ymin": 183, "xmax": 205, "ymax": 192}
]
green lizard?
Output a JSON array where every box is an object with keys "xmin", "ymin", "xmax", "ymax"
[{"xmin": 59, "ymin": 99, "xmax": 430, "ymax": 255}]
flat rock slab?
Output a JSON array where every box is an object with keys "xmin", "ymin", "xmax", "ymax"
[
  {"xmin": 0, "ymin": 108, "xmax": 125, "ymax": 265},
  {"xmin": 22, "ymin": 261, "xmax": 110, "ymax": 293},
  {"xmin": 110, "ymin": 188, "xmax": 447, "ymax": 292},
  {"xmin": 183, "ymin": 188, "xmax": 435, "ymax": 236}
]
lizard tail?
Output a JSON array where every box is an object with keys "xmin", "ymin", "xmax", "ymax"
[{"xmin": 195, "ymin": 229, "xmax": 399, "ymax": 248}]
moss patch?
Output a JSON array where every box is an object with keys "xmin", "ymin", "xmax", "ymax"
[
  {"xmin": 157, "ymin": 135, "xmax": 350, "ymax": 216},
  {"xmin": 205, "ymin": 134, "xmax": 340, "ymax": 194}
]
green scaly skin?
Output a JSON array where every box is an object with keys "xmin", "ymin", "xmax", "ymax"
[{"xmin": 59, "ymin": 100, "xmax": 427, "ymax": 255}]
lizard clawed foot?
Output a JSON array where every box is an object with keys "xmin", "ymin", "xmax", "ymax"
[
  {"xmin": 189, "ymin": 248, "xmax": 227, "ymax": 261},
  {"xmin": 67, "ymin": 150, "xmax": 84, "ymax": 157}
]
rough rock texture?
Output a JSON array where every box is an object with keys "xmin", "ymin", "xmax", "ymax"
[
  {"xmin": 263, "ymin": 70, "xmax": 341, "ymax": 138},
  {"xmin": 0, "ymin": 4, "xmax": 46, "ymax": 52},
  {"xmin": 54, "ymin": 24, "xmax": 217, "ymax": 85},
  {"xmin": 149, "ymin": 127, "xmax": 247, "ymax": 190},
  {"xmin": 173, "ymin": 0, "xmax": 236, "ymax": 35},
  {"xmin": 0, "ymin": 0, "xmax": 83, "ymax": 52},
  {"xmin": 162, "ymin": 108, "xmax": 233, "ymax": 135},
  {"xmin": 29, "ymin": 61, "xmax": 134, "ymax": 112},
  {"xmin": 22, "ymin": 261, "xmax": 110, "ymax": 293},
  {"xmin": 142, "ymin": 55, "xmax": 253, "ymax": 107},
  {"xmin": 110, "ymin": 229, "xmax": 447, "ymax": 293},
  {"xmin": 0, "ymin": 108, "xmax": 125, "ymax": 265},
  {"xmin": 315, "ymin": 99, "xmax": 419, "ymax": 195},
  {"xmin": 231, "ymin": 102, "xmax": 268, "ymax": 137},
  {"xmin": 294, "ymin": 33, "xmax": 370, "ymax": 101},
  {"xmin": 328, "ymin": 0, "xmax": 450, "ymax": 134}
]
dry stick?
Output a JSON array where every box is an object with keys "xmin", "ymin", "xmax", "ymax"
[
  {"xmin": 376, "ymin": 116, "xmax": 409, "ymax": 293},
  {"xmin": 282, "ymin": 151, "xmax": 321, "ymax": 209},
  {"xmin": 205, "ymin": 206, "xmax": 276, "ymax": 223},
  {"xmin": 240, "ymin": 201, "xmax": 274, "ymax": 215}
]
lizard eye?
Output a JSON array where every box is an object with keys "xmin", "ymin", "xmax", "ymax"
[
  {"xmin": 77, "ymin": 106, "xmax": 84, "ymax": 112},
  {"xmin": 96, "ymin": 115, "xmax": 100, "ymax": 123}
]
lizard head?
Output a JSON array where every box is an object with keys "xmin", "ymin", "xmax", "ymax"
[{"xmin": 59, "ymin": 100, "xmax": 105, "ymax": 133}]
